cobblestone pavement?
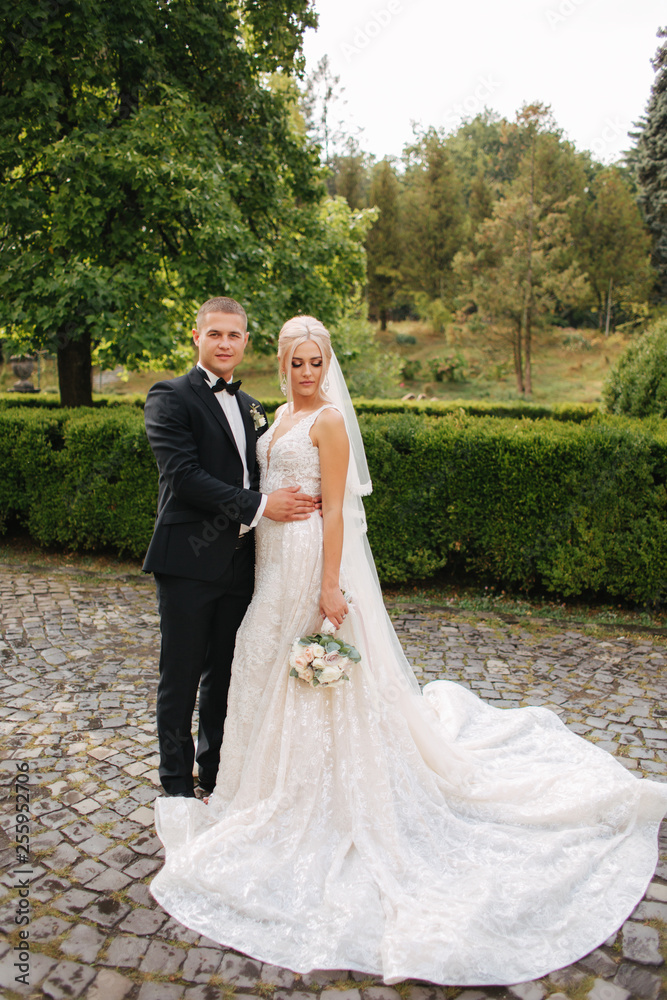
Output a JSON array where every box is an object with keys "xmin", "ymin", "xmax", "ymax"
[{"xmin": 0, "ymin": 564, "xmax": 666, "ymax": 1000}]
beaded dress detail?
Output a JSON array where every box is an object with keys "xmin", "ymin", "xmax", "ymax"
[{"xmin": 152, "ymin": 404, "xmax": 667, "ymax": 986}]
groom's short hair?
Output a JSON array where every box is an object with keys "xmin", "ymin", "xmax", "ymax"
[{"xmin": 196, "ymin": 297, "xmax": 247, "ymax": 331}]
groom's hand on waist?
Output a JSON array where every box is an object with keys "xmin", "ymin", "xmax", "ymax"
[{"xmin": 264, "ymin": 486, "xmax": 316, "ymax": 522}]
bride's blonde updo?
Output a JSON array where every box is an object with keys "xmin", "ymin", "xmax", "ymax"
[{"xmin": 277, "ymin": 315, "xmax": 332, "ymax": 400}]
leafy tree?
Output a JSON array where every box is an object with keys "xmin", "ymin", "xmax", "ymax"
[
  {"xmin": 454, "ymin": 117, "xmax": 590, "ymax": 395},
  {"xmin": 633, "ymin": 27, "xmax": 667, "ymax": 300},
  {"xmin": 603, "ymin": 318, "xmax": 667, "ymax": 416},
  {"xmin": 579, "ymin": 168, "xmax": 653, "ymax": 332},
  {"xmin": 0, "ymin": 1, "xmax": 370, "ymax": 406},
  {"xmin": 366, "ymin": 159, "xmax": 402, "ymax": 330},
  {"xmin": 331, "ymin": 139, "xmax": 373, "ymax": 210},
  {"xmin": 401, "ymin": 130, "xmax": 466, "ymax": 303}
]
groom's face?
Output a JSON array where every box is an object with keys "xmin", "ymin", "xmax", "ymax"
[{"xmin": 193, "ymin": 311, "xmax": 249, "ymax": 381}]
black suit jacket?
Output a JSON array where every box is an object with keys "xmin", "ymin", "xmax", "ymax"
[{"xmin": 143, "ymin": 366, "xmax": 268, "ymax": 581}]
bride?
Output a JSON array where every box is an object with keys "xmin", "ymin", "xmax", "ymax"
[{"xmin": 152, "ymin": 315, "xmax": 667, "ymax": 986}]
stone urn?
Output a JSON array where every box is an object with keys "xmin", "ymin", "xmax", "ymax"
[{"xmin": 10, "ymin": 354, "xmax": 38, "ymax": 393}]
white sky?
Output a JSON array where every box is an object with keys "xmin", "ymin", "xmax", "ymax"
[{"xmin": 302, "ymin": 0, "xmax": 665, "ymax": 164}]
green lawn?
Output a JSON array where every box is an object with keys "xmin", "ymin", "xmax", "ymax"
[{"xmin": 0, "ymin": 320, "xmax": 630, "ymax": 406}]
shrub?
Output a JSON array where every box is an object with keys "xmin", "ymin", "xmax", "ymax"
[
  {"xmin": 400, "ymin": 359, "xmax": 422, "ymax": 381},
  {"xmin": 395, "ymin": 333, "xmax": 417, "ymax": 345},
  {"xmin": 427, "ymin": 354, "xmax": 466, "ymax": 382},
  {"xmin": 1, "ymin": 406, "xmax": 666, "ymax": 604},
  {"xmin": 0, "ymin": 408, "xmax": 156, "ymax": 557},
  {"xmin": 603, "ymin": 318, "xmax": 667, "ymax": 416},
  {"xmin": 360, "ymin": 412, "xmax": 667, "ymax": 603}
]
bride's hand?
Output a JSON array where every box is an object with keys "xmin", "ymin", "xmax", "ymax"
[{"xmin": 320, "ymin": 586, "xmax": 348, "ymax": 628}]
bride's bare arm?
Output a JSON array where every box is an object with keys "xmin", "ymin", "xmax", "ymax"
[{"xmin": 311, "ymin": 408, "xmax": 350, "ymax": 627}]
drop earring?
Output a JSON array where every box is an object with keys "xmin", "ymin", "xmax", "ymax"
[
  {"xmin": 280, "ymin": 372, "xmax": 288, "ymax": 396},
  {"xmin": 323, "ymin": 372, "xmax": 330, "ymax": 393}
]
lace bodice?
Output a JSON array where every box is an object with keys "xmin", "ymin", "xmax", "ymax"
[{"xmin": 257, "ymin": 403, "xmax": 337, "ymax": 496}]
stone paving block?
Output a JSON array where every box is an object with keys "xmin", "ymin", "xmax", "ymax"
[
  {"xmin": 124, "ymin": 856, "xmax": 162, "ymax": 878},
  {"xmin": 31, "ymin": 873, "xmax": 72, "ymax": 903},
  {"xmin": 631, "ymin": 899, "xmax": 667, "ymax": 921},
  {"xmin": 362, "ymin": 990, "xmax": 405, "ymax": 1000},
  {"xmin": 129, "ymin": 832, "xmax": 163, "ymax": 856},
  {"xmin": 548, "ymin": 967, "xmax": 587, "ymax": 990},
  {"xmin": 86, "ymin": 867, "xmax": 132, "ymax": 891},
  {"xmin": 62, "ymin": 820, "xmax": 98, "ymax": 843},
  {"xmin": 52, "ymin": 888, "xmax": 98, "ymax": 915},
  {"xmin": 85, "ymin": 966, "xmax": 134, "ymax": 1000},
  {"xmin": 79, "ymin": 897, "xmax": 132, "ymax": 928},
  {"xmin": 41, "ymin": 959, "xmax": 97, "ymax": 999},
  {"xmin": 322, "ymin": 991, "xmax": 361, "ymax": 1000},
  {"xmin": 29, "ymin": 914, "xmax": 70, "ymax": 941},
  {"xmin": 219, "ymin": 951, "xmax": 263, "ymax": 986},
  {"xmin": 646, "ymin": 880, "xmax": 667, "ymax": 902},
  {"xmin": 587, "ymin": 978, "xmax": 630, "ymax": 1000},
  {"xmin": 39, "ymin": 808, "xmax": 73, "ymax": 829},
  {"xmin": 137, "ymin": 983, "xmax": 186, "ymax": 1000},
  {"xmin": 274, "ymin": 993, "xmax": 315, "ymax": 1000},
  {"xmin": 260, "ymin": 961, "xmax": 296, "ymax": 988},
  {"xmin": 621, "ymin": 921, "xmax": 664, "ymax": 965},
  {"xmin": 109, "ymin": 819, "xmax": 142, "ymax": 839},
  {"xmin": 508, "ymin": 982, "xmax": 547, "ymax": 1000},
  {"xmin": 70, "ymin": 859, "xmax": 107, "ymax": 884},
  {"xmin": 100, "ymin": 933, "xmax": 150, "ymax": 968},
  {"xmin": 139, "ymin": 938, "xmax": 186, "ymax": 974},
  {"xmin": 118, "ymin": 906, "xmax": 169, "ymax": 936},
  {"xmin": 302, "ymin": 968, "xmax": 355, "ymax": 987},
  {"xmin": 60, "ymin": 922, "xmax": 107, "ymax": 962},
  {"xmin": 614, "ymin": 962, "xmax": 663, "ymax": 1000},
  {"xmin": 125, "ymin": 882, "xmax": 157, "ymax": 909},
  {"xmin": 579, "ymin": 949, "xmax": 618, "ymax": 978},
  {"xmin": 99, "ymin": 845, "xmax": 138, "ymax": 870},
  {"xmin": 127, "ymin": 804, "xmax": 155, "ymax": 825},
  {"xmin": 181, "ymin": 946, "xmax": 223, "ymax": 982}
]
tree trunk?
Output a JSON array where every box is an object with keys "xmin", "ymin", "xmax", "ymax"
[
  {"xmin": 380, "ymin": 307, "xmax": 387, "ymax": 331},
  {"xmin": 522, "ymin": 134, "xmax": 535, "ymax": 396},
  {"xmin": 514, "ymin": 325, "xmax": 524, "ymax": 394},
  {"xmin": 604, "ymin": 277, "xmax": 613, "ymax": 336},
  {"xmin": 57, "ymin": 328, "xmax": 93, "ymax": 407}
]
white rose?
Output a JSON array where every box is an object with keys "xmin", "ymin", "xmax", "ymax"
[
  {"xmin": 318, "ymin": 663, "xmax": 344, "ymax": 685},
  {"xmin": 311, "ymin": 644, "xmax": 325, "ymax": 657},
  {"xmin": 301, "ymin": 666, "xmax": 314, "ymax": 683},
  {"xmin": 312, "ymin": 657, "xmax": 326, "ymax": 670}
]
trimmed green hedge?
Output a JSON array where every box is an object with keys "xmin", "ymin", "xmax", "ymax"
[
  {"xmin": 1, "ymin": 406, "xmax": 665, "ymax": 603},
  {"xmin": 0, "ymin": 408, "xmax": 155, "ymax": 557},
  {"xmin": 0, "ymin": 391, "xmax": 600, "ymax": 422}
]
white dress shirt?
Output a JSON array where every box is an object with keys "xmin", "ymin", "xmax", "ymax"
[{"xmin": 199, "ymin": 365, "xmax": 267, "ymax": 531}]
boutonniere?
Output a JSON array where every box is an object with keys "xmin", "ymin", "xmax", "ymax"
[{"xmin": 250, "ymin": 403, "xmax": 267, "ymax": 431}]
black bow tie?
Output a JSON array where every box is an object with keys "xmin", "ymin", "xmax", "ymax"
[{"xmin": 201, "ymin": 370, "xmax": 242, "ymax": 395}]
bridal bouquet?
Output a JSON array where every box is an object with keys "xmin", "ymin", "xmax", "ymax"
[{"xmin": 289, "ymin": 617, "xmax": 361, "ymax": 689}]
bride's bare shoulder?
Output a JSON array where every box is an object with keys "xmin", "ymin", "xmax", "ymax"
[{"xmin": 311, "ymin": 405, "xmax": 347, "ymax": 448}]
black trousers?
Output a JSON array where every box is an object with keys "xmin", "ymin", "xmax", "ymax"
[{"xmin": 154, "ymin": 538, "xmax": 254, "ymax": 795}]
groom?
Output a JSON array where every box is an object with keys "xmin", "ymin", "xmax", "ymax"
[{"xmin": 143, "ymin": 296, "xmax": 315, "ymax": 797}]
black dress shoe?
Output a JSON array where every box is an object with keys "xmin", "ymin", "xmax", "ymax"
[{"xmin": 164, "ymin": 790, "xmax": 196, "ymax": 798}]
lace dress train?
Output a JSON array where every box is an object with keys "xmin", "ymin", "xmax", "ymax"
[{"xmin": 152, "ymin": 404, "xmax": 667, "ymax": 986}]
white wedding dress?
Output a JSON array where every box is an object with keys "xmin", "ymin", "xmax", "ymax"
[{"xmin": 152, "ymin": 403, "xmax": 667, "ymax": 986}]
